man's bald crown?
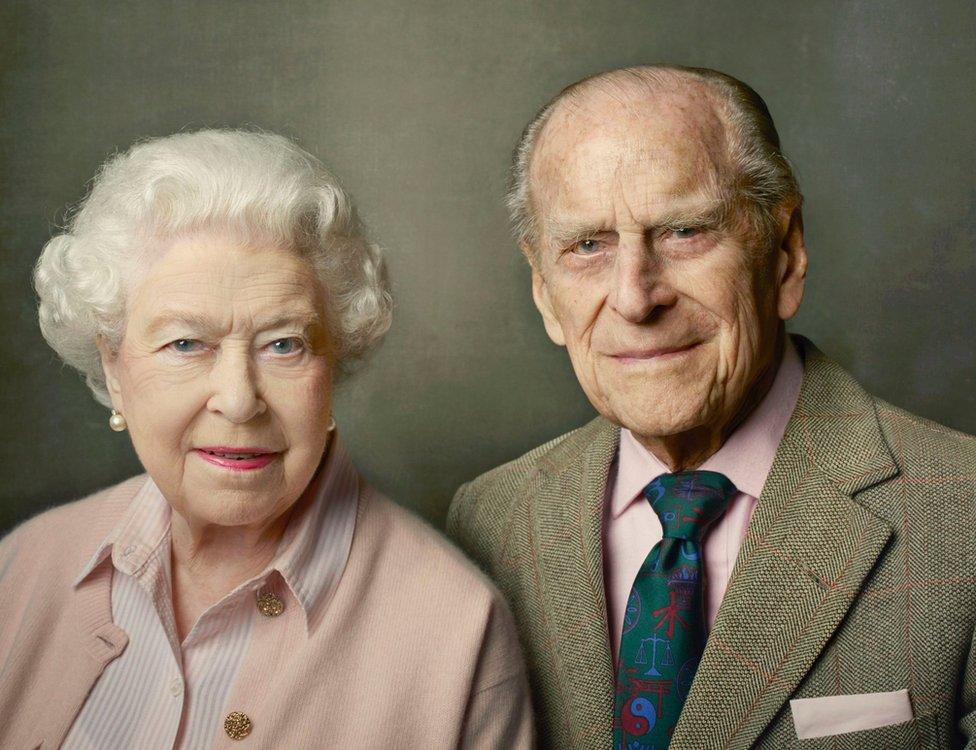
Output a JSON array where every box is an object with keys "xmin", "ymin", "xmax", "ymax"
[{"xmin": 507, "ymin": 65, "xmax": 800, "ymax": 258}]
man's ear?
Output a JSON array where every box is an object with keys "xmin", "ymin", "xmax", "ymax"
[
  {"xmin": 774, "ymin": 204, "xmax": 808, "ymax": 321},
  {"xmin": 527, "ymin": 255, "xmax": 567, "ymax": 346},
  {"xmin": 96, "ymin": 334, "xmax": 125, "ymax": 410}
]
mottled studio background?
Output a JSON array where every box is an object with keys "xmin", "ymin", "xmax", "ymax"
[{"xmin": 1, "ymin": 0, "xmax": 974, "ymax": 534}]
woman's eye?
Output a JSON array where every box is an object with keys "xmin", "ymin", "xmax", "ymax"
[
  {"xmin": 169, "ymin": 338, "xmax": 206, "ymax": 353},
  {"xmin": 268, "ymin": 337, "xmax": 304, "ymax": 355}
]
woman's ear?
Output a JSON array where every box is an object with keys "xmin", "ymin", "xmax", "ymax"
[{"xmin": 96, "ymin": 334, "xmax": 125, "ymax": 410}]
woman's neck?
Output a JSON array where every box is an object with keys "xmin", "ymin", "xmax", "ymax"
[{"xmin": 168, "ymin": 511, "xmax": 291, "ymax": 643}]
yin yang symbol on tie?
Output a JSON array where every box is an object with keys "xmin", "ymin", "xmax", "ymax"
[{"xmin": 614, "ymin": 471, "xmax": 737, "ymax": 750}]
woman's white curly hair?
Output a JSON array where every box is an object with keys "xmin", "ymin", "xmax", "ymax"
[{"xmin": 34, "ymin": 129, "xmax": 392, "ymax": 407}]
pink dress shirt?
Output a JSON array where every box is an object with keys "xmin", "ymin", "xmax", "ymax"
[
  {"xmin": 604, "ymin": 340, "xmax": 804, "ymax": 658},
  {"xmin": 62, "ymin": 436, "xmax": 360, "ymax": 749}
]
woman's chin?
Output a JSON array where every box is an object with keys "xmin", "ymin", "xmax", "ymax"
[
  {"xmin": 179, "ymin": 491, "xmax": 288, "ymax": 529},
  {"xmin": 173, "ymin": 464, "xmax": 294, "ymax": 529}
]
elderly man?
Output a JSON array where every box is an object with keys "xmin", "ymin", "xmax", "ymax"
[{"xmin": 448, "ymin": 65, "xmax": 975, "ymax": 749}]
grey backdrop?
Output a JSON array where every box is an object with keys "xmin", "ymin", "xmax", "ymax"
[{"xmin": 2, "ymin": 0, "xmax": 974, "ymax": 534}]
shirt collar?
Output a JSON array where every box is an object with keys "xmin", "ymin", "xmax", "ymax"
[
  {"xmin": 610, "ymin": 337, "xmax": 804, "ymax": 519},
  {"xmin": 74, "ymin": 434, "xmax": 360, "ymax": 634},
  {"xmin": 74, "ymin": 476, "xmax": 171, "ymax": 586},
  {"xmin": 271, "ymin": 434, "xmax": 359, "ymax": 632}
]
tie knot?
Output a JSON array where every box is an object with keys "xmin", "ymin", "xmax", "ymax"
[{"xmin": 642, "ymin": 471, "xmax": 737, "ymax": 541}]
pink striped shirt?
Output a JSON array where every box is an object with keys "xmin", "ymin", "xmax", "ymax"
[
  {"xmin": 62, "ymin": 435, "xmax": 358, "ymax": 749},
  {"xmin": 604, "ymin": 339, "xmax": 804, "ymax": 658}
]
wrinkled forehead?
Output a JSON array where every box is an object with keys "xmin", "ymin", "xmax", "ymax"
[{"xmin": 530, "ymin": 85, "xmax": 733, "ymax": 229}]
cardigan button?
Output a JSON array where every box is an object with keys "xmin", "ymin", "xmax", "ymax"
[
  {"xmin": 224, "ymin": 711, "xmax": 252, "ymax": 740},
  {"xmin": 256, "ymin": 591, "xmax": 284, "ymax": 617}
]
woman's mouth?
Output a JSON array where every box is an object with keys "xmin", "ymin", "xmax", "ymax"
[{"xmin": 193, "ymin": 447, "xmax": 278, "ymax": 471}]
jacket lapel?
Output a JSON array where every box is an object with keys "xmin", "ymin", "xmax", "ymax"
[
  {"xmin": 519, "ymin": 417, "xmax": 618, "ymax": 748},
  {"xmin": 671, "ymin": 339, "xmax": 899, "ymax": 749}
]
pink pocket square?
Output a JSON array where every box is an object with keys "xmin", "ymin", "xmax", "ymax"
[{"xmin": 790, "ymin": 689, "xmax": 913, "ymax": 739}]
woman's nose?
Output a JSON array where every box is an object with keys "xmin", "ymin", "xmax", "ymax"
[{"xmin": 206, "ymin": 350, "xmax": 267, "ymax": 423}]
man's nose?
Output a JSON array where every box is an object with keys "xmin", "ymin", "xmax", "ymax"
[
  {"xmin": 608, "ymin": 238, "xmax": 678, "ymax": 322},
  {"xmin": 207, "ymin": 349, "xmax": 267, "ymax": 423}
]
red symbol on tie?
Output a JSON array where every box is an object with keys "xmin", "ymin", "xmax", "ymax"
[
  {"xmin": 629, "ymin": 675, "xmax": 672, "ymax": 716},
  {"xmin": 652, "ymin": 591, "xmax": 688, "ymax": 639}
]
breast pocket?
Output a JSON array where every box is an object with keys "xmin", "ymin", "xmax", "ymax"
[{"xmin": 796, "ymin": 712, "xmax": 941, "ymax": 749}]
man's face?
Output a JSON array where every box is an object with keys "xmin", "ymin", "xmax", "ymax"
[{"xmin": 528, "ymin": 87, "xmax": 804, "ymax": 442}]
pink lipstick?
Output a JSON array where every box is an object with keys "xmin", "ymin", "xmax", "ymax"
[{"xmin": 194, "ymin": 446, "xmax": 278, "ymax": 471}]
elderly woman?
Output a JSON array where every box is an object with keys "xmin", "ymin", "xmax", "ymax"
[{"xmin": 0, "ymin": 130, "xmax": 533, "ymax": 748}]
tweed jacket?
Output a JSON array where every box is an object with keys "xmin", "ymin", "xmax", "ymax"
[{"xmin": 447, "ymin": 338, "xmax": 976, "ymax": 749}]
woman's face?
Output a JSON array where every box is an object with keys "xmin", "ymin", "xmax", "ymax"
[{"xmin": 100, "ymin": 232, "xmax": 335, "ymax": 532}]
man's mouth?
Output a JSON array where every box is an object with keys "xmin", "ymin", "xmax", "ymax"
[{"xmin": 610, "ymin": 341, "xmax": 701, "ymax": 361}]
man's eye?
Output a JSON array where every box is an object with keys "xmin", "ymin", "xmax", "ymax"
[
  {"xmin": 268, "ymin": 337, "xmax": 304, "ymax": 355},
  {"xmin": 169, "ymin": 338, "xmax": 206, "ymax": 353},
  {"xmin": 671, "ymin": 227, "xmax": 700, "ymax": 239},
  {"xmin": 573, "ymin": 239, "xmax": 602, "ymax": 254}
]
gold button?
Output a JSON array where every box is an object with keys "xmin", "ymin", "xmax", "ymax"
[
  {"xmin": 256, "ymin": 591, "xmax": 284, "ymax": 617},
  {"xmin": 224, "ymin": 711, "xmax": 252, "ymax": 740}
]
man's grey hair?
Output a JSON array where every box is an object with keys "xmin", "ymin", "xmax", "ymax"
[
  {"xmin": 34, "ymin": 129, "xmax": 393, "ymax": 407},
  {"xmin": 507, "ymin": 65, "xmax": 802, "ymax": 257}
]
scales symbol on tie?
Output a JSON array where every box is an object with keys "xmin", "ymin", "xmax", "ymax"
[{"xmin": 635, "ymin": 632, "xmax": 673, "ymax": 677}]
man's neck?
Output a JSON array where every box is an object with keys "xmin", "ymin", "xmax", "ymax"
[{"xmin": 634, "ymin": 335, "xmax": 786, "ymax": 472}]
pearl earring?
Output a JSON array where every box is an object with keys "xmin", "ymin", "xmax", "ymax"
[{"xmin": 109, "ymin": 409, "xmax": 128, "ymax": 432}]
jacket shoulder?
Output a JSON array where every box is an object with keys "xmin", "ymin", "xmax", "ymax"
[
  {"xmin": 446, "ymin": 417, "xmax": 614, "ymax": 565},
  {"xmin": 873, "ymin": 398, "xmax": 976, "ymax": 478},
  {"xmin": 0, "ymin": 475, "xmax": 146, "ymax": 584},
  {"xmin": 353, "ymin": 487, "xmax": 527, "ymax": 684},
  {"xmin": 794, "ymin": 335, "xmax": 975, "ymax": 488},
  {"xmin": 363, "ymin": 485, "xmax": 506, "ymax": 602}
]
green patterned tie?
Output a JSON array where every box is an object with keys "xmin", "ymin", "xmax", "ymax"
[{"xmin": 613, "ymin": 471, "xmax": 737, "ymax": 750}]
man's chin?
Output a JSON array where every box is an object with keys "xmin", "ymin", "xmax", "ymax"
[
  {"xmin": 582, "ymin": 374, "xmax": 716, "ymax": 439},
  {"xmin": 605, "ymin": 402, "xmax": 712, "ymax": 442}
]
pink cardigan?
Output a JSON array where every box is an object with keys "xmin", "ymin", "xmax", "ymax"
[{"xmin": 0, "ymin": 476, "xmax": 534, "ymax": 748}]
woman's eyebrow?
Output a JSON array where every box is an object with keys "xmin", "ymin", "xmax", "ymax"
[
  {"xmin": 255, "ymin": 310, "xmax": 322, "ymax": 333},
  {"xmin": 144, "ymin": 310, "xmax": 220, "ymax": 337},
  {"xmin": 145, "ymin": 308, "xmax": 322, "ymax": 336}
]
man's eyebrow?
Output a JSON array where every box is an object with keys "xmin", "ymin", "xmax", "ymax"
[
  {"xmin": 653, "ymin": 199, "xmax": 730, "ymax": 229},
  {"xmin": 546, "ymin": 222, "xmax": 615, "ymax": 248},
  {"xmin": 545, "ymin": 200, "xmax": 731, "ymax": 248}
]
